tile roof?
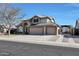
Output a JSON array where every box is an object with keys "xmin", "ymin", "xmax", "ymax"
[{"xmin": 22, "ymin": 15, "xmax": 54, "ymax": 22}]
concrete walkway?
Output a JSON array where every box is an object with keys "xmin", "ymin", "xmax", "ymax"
[{"xmin": 0, "ymin": 35, "xmax": 79, "ymax": 48}]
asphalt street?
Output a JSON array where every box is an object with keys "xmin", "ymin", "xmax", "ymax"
[{"xmin": 0, "ymin": 40, "xmax": 79, "ymax": 56}]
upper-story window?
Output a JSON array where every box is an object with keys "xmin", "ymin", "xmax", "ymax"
[
  {"xmin": 32, "ymin": 17, "xmax": 40, "ymax": 24},
  {"xmin": 34, "ymin": 19, "xmax": 39, "ymax": 22}
]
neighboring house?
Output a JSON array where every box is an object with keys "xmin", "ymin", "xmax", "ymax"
[
  {"xmin": 0, "ymin": 25, "xmax": 5, "ymax": 33},
  {"xmin": 18, "ymin": 15, "xmax": 60, "ymax": 35},
  {"xmin": 0, "ymin": 24, "xmax": 18, "ymax": 34},
  {"xmin": 61, "ymin": 25, "xmax": 73, "ymax": 35},
  {"xmin": 0, "ymin": 25, "xmax": 8, "ymax": 34},
  {"xmin": 74, "ymin": 20, "xmax": 79, "ymax": 35}
]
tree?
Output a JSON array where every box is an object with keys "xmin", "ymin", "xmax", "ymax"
[{"xmin": 0, "ymin": 4, "xmax": 23, "ymax": 35}]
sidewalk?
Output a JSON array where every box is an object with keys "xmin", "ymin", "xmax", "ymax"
[{"xmin": 0, "ymin": 35, "xmax": 79, "ymax": 48}]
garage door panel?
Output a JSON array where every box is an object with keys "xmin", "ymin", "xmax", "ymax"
[
  {"xmin": 47, "ymin": 27, "xmax": 56, "ymax": 35},
  {"xmin": 30, "ymin": 27, "xmax": 43, "ymax": 35}
]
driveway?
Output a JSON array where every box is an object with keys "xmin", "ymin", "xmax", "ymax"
[
  {"xmin": 0, "ymin": 35, "xmax": 79, "ymax": 48},
  {"xmin": 63, "ymin": 35, "xmax": 79, "ymax": 43}
]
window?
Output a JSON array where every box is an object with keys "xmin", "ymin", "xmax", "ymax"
[{"xmin": 34, "ymin": 19, "xmax": 39, "ymax": 22}]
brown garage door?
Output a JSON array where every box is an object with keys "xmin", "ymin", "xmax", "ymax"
[
  {"xmin": 46, "ymin": 26, "xmax": 56, "ymax": 35},
  {"xmin": 30, "ymin": 27, "xmax": 43, "ymax": 35}
]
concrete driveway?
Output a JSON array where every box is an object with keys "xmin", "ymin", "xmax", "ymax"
[{"xmin": 0, "ymin": 35, "xmax": 79, "ymax": 48}]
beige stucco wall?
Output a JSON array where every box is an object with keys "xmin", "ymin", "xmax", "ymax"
[
  {"xmin": 57, "ymin": 27, "xmax": 60, "ymax": 35},
  {"xmin": 40, "ymin": 19, "xmax": 51, "ymax": 23},
  {"xmin": 32, "ymin": 18, "xmax": 51, "ymax": 24}
]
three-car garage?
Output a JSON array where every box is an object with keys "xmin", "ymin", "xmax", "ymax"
[{"xmin": 29, "ymin": 26, "xmax": 58, "ymax": 35}]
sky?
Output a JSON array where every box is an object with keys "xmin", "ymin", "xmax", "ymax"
[{"xmin": 11, "ymin": 3, "xmax": 79, "ymax": 27}]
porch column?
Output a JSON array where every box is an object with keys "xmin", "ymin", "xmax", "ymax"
[{"xmin": 44, "ymin": 26, "xmax": 46, "ymax": 35}]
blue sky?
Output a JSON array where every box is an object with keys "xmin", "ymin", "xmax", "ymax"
[{"xmin": 11, "ymin": 3, "xmax": 79, "ymax": 27}]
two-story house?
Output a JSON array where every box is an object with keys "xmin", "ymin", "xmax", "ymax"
[{"xmin": 17, "ymin": 15, "xmax": 60, "ymax": 35}]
